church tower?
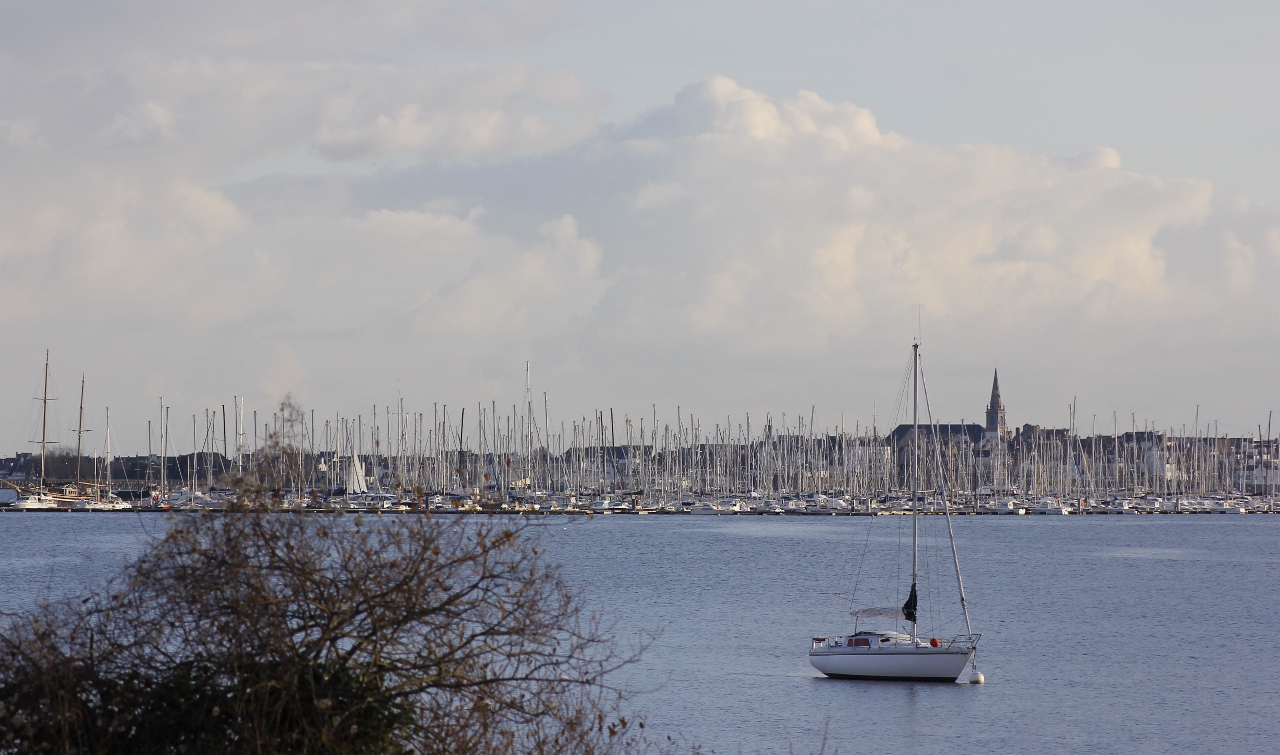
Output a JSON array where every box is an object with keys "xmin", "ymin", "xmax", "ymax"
[{"xmin": 985, "ymin": 370, "xmax": 1007, "ymax": 438}]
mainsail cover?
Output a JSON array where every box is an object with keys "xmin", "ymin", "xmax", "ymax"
[
  {"xmin": 852, "ymin": 606, "xmax": 904, "ymax": 620},
  {"xmin": 852, "ymin": 582, "xmax": 919, "ymax": 622},
  {"xmin": 901, "ymin": 582, "xmax": 918, "ymax": 623}
]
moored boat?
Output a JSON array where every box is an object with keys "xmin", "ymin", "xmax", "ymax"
[
  {"xmin": 808, "ymin": 342, "xmax": 982, "ymax": 683},
  {"xmin": 809, "ymin": 631, "xmax": 973, "ymax": 681}
]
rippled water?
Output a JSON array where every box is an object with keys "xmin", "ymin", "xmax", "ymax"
[{"xmin": 2, "ymin": 512, "xmax": 1278, "ymax": 753}]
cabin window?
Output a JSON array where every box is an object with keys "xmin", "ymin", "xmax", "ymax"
[{"xmin": 852, "ymin": 637, "xmax": 871, "ymax": 648}]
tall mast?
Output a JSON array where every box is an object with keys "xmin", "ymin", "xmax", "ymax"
[
  {"xmin": 161, "ymin": 401, "xmax": 168, "ymax": 495},
  {"xmin": 75, "ymin": 374, "xmax": 85, "ymax": 486},
  {"xmin": 146, "ymin": 419, "xmax": 153, "ymax": 492},
  {"xmin": 911, "ymin": 341, "xmax": 919, "ymax": 640},
  {"xmin": 222, "ymin": 404, "xmax": 229, "ymax": 481},
  {"xmin": 104, "ymin": 407, "xmax": 111, "ymax": 500},
  {"xmin": 236, "ymin": 398, "xmax": 244, "ymax": 477},
  {"xmin": 39, "ymin": 350, "xmax": 50, "ymax": 494}
]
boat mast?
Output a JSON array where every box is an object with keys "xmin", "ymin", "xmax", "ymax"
[
  {"xmin": 104, "ymin": 407, "xmax": 111, "ymax": 500},
  {"xmin": 162, "ymin": 403, "xmax": 169, "ymax": 496},
  {"xmin": 911, "ymin": 341, "xmax": 919, "ymax": 640},
  {"xmin": 75, "ymin": 374, "xmax": 85, "ymax": 486},
  {"xmin": 39, "ymin": 350, "xmax": 50, "ymax": 494}
]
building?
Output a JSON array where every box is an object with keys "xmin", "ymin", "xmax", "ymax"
[{"xmin": 984, "ymin": 370, "xmax": 1009, "ymax": 441}]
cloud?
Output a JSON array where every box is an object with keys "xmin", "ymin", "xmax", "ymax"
[
  {"xmin": 313, "ymin": 67, "xmax": 602, "ymax": 161},
  {"xmin": 570, "ymin": 79, "xmax": 1216, "ymax": 363},
  {"xmin": 2, "ymin": 44, "xmax": 1279, "ymax": 446},
  {"xmin": 169, "ymin": 181, "xmax": 247, "ymax": 239},
  {"xmin": 625, "ymin": 76, "xmax": 905, "ymax": 152},
  {"xmin": 632, "ymin": 181, "xmax": 686, "ymax": 210},
  {"xmin": 0, "ymin": 119, "xmax": 43, "ymax": 148},
  {"xmin": 108, "ymin": 101, "xmax": 175, "ymax": 142},
  {"xmin": 262, "ymin": 344, "xmax": 307, "ymax": 400},
  {"xmin": 334, "ymin": 77, "xmax": 1268, "ymax": 425}
]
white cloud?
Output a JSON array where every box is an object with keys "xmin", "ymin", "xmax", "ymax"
[
  {"xmin": 2, "ymin": 34, "xmax": 1279, "ymax": 447},
  {"xmin": 632, "ymin": 181, "xmax": 686, "ymax": 210},
  {"xmin": 262, "ymin": 344, "xmax": 308, "ymax": 400},
  {"xmin": 169, "ymin": 181, "xmax": 247, "ymax": 240},
  {"xmin": 108, "ymin": 100, "xmax": 175, "ymax": 142},
  {"xmin": 572, "ymin": 80, "xmax": 1219, "ymax": 365},
  {"xmin": 0, "ymin": 119, "xmax": 43, "ymax": 148}
]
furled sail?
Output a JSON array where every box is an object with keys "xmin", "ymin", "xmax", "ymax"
[{"xmin": 901, "ymin": 582, "xmax": 918, "ymax": 624}]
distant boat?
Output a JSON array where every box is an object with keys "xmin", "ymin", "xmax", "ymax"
[
  {"xmin": 13, "ymin": 351, "xmax": 64, "ymax": 511},
  {"xmin": 12, "ymin": 493, "xmax": 63, "ymax": 510},
  {"xmin": 808, "ymin": 342, "xmax": 982, "ymax": 683},
  {"xmin": 73, "ymin": 496, "xmax": 132, "ymax": 511}
]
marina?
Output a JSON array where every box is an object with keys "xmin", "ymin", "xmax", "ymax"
[{"xmin": 5, "ymin": 357, "xmax": 1280, "ymax": 515}]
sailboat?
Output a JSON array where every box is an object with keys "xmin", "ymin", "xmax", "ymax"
[
  {"xmin": 77, "ymin": 408, "xmax": 132, "ymax": 511},
  {"xmin": 345, "ymin": 453, "xmax": 369, "ymax": 495},
  {"xmin": 808, "ymin": 342, "xmax": 983, "ymax": 683},
  {"xmin": 14, "ymin": 352, "xmax": 63, "ymax": 510}
]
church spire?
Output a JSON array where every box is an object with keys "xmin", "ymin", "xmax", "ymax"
[{"xmin": 985, "ymin": 370, "xmax": 1006, "ymax": 435}]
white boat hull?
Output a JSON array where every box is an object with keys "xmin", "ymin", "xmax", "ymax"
[
  {"xmin": 809, "ymin": 646, "xmax": 973, "ymax": 682},
  {"xmin": 11, "ymin": 496, "xmax": 64, "ymax": 510}
]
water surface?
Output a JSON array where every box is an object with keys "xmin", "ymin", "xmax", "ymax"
[{"xmin": 2, "ymin": 512, "xmax": 1276, "ymax": 753}]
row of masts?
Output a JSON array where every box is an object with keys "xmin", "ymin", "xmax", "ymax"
[
  {"xmin": 22, "ymin": 359, "xmax": 1278, "ymax": 500},
  {"xmin": 89, "ymin": 400, "xmax": 1277, "ymax": 501}
]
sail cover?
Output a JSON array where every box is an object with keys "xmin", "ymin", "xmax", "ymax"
[
  {"xmin": 901, "ymin": 582, "xmax": 918, "ymax": 623},
  {"xmin": 852, "ymin": 583, "xmax": 919, "ymax": 622},
  {"xmin": 852, "ymin": 606, "xmax": 904, "ymax": 620}
]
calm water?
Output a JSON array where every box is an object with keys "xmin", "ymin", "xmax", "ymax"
[{"xmin": 2, "ymin": 512, "xmax": 1278, "ymax": 753}]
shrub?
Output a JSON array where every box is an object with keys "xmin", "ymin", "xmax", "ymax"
[{"xmin": 0, "ymin": 403, "xmax": 656, "ymax": 754}]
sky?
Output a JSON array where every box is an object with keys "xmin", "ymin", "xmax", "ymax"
[{"xmin": 2, "ymin": 0, "xmax": 1279, "ymax": 455}]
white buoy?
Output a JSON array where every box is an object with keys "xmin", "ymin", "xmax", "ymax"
[{"xmin": 968, "ymin": 670, "xmax": 985, "ymax": 684}]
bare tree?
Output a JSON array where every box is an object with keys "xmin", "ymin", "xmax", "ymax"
[{"xmin": 0, "ymin": 401, "xmax": 663, "ymax": 754}]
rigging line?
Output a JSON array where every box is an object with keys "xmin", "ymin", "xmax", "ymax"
[
  {"xmin": 895, "ymin": 499, "xmax": 904, "ymax": 616},
  {"xmin": 918, "ymin": 354, "xmax": 976, "ymax": 638},
  {"xmin": 847, "ymin": 513, "xmax": 877, "ymax": 619},
  {"xmin": 915, "ymin": 508, "xmax": 933, "ymax": 634},
  {"xmin": 917, "ymin": 366, "xmax": 946, "ymax": 634},
  {"xmin": 919, "ymin": 511, "xmax": 934, "ymax": 633},
  {"xmin": 889, "ymin": 350, "xmax": 915, "ymax": 433},
  {"xmin": 934, "ymin": 534, "xmax": 948, "ymax": 631}
]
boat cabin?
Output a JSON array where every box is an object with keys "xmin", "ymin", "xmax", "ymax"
[{"xmin": 811, "ymin": 631, "xmax": 915, "ymax": 650}]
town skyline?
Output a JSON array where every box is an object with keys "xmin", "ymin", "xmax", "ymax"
[{"xmin": 4, "ymin": 354, "xmax": 1270, "ymax": 458}]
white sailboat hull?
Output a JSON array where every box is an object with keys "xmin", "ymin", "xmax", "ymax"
[{"xmin": 809, "ymin": 646, "xmax": 973, "ymax": 682}]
